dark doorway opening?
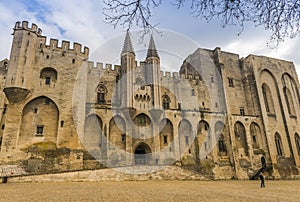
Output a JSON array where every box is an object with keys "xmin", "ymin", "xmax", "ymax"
[{"xmin": 134, "ymin": 143, "xmax": 151, "ymax": 165}]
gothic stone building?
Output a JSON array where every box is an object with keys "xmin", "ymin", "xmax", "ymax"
[{"xmin": 0, "ymin": 21, "xmax": 300, "ymax": 179}]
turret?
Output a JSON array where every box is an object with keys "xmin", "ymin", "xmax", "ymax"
[
  {"xmin": 3, "ymin": 21, "xmax": 42, "ymax": 103},
  {"xmin": 120, "ymin": 31, "xmax": 136, "ymax": 107},
  {"xmin": 145, "ymin": 35, "xmax": 161, "ymax": 108}
]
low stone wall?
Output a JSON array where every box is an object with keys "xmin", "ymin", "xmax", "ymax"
[{"xmin": 9, "ymin": 165, "xmax": 210, "ymax": 182}]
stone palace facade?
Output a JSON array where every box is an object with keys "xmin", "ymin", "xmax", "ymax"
[{"xmin": 0, "ymin": 21, "xmax": 300, "ymax": 179}]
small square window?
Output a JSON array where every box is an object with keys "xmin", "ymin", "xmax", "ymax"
[
  {"xmin": 121, "ymin": 134, "xmax": 126, "ymax": 142},
  {"xmin": 45, "ymin": 77, "xmax": 51, "ymax": 85},
  {"xmin": 191, "ymin": 89, "xmax": 195, "ymax": 96},
  {"xmin": 185, "ymin": 136, "xmax": 189, "ymax": 145},
  {"xmin": 1, "ymin": 124, "xmax": 5, "ymax": 130},
  {"xmin": 45, "ymin": 99, "xmax": 51, "ymax": 105},
  {"xmin": 163, "ymin": 135, "xmax": 168, "ymax": 144},
  {"xmin": 34, "ymin": 108, "xmax": 38, "ymax": 113},
  {"xmin": 240, "ymin": 108, "xmax": 245, "ymax": 116},
  {"xmin": 215, "ymin": 103, "xmax": 219, "ymax": 107},
  {"xmin": 228, "ymin": 77, "xmax": 234, "ymax": 87},
  {"xmin": 210, "ymin": 76, "xmax": 214, "ymax": 83},
  {"xmin": 60, "ymin": 121, "xmax": 64, "ymax": 127},
  {"xmin": 36, "ymin": 125, "xmax": 44, "ymax": 136}
]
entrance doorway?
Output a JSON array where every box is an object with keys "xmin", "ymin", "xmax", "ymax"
[{"xmin": 134, "ymin": 143, "xmax": 151, "ymax": 165}]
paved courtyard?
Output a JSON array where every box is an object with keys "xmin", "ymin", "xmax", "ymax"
[{"xmin": 0, "ymin": 180, "xmax": 299, "ymax": 201}]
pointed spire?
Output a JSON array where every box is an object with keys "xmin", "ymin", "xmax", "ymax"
[
  {"xmin": 146, "ymin": 35, "xmax": 159, "ymax": 58},
  {"xmin": 122, "ymin": 30, "xmax": 135, "ymax": 54}
]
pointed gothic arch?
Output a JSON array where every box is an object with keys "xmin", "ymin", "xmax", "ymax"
[
  {"xmin": 19, "ymin": 96, "xmax": 59, "ymax": 146},
  {"xmin": 250, "ymin": 122, "xmax": 261, "ymax": 149},
  {"xmin": 96, "ymin": 84, "xmax": 107, "ymax": 104},
  {"xmin": 275, "ymin": 133, "xmax": 284, "ymax": 157},
  {"xmin": 262, "ymin": 83, "xmax": 275, "ymax": 114},
  {"xmin": 197, "ymin": 120, "xmax": 210, "ymax": 151},
  {"xmin": 162, "ymin": 94, "xmax": 171, "ymax": 110},
  {"xmin": 109, "ymin": 116, "xmax": 126, "ymax": 151},
  {"xmin": 234, "ymin": 121, "xmax": 249, "ymax": 156},
  {"xmin": 159, "ymin": 118, "xmax": 174, "ymax": 150},
  {"xmin": 84, "ymin": 114, "xmax": 103, "ymax": 149},
  {"xmin": 215, "ymin": 121, "xmax": 229, "ymax": 156},
  {"xmin": 134, "ymin": 142, "xmax": 152, "ymax": 165},
  {"xmin": 179, "ymin": 119, "xmax": 193, "ymax": 154},
  {"xmin": 283, "ymin": 86, "xmax": 296, "ymax": 116}
]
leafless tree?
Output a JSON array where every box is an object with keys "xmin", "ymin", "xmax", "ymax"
[{"xmin": 103, "ymin": 0, "xmax": 300, "ymax": 45}]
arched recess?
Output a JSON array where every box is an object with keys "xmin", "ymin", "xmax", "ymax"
[
  {"xmin": 159, "ymin": 119, "xmax": 174, "ymax": 150},
  {"xmin": 197, "ymin": 120, "xmax": 210, "ymax": 151},
  {"xmin": 275, "ymin": 133, "xmax": 284, "ymax": 157},
  {"xmin": 84, "ymin": 114, "xmax": 103, "ymax": 149},
  {"xmin": 234, "ymin": 121, "xmax": 249, "ymax": 156},
  {"xmin": 215, "ymin": 121, "xmax": 228, "ymax": 156},
  {"xmin": 179, "ymin": 119, "xmax": 193, "ymax": 154},
  {"xmin": 109, "ymin": 116, "xmax": 126, "ymax": 151},
  {"xmin": 134, "ymin": 113, "xmax": 151, "ymax": 127},
  {"xmin": 134, "ymin": 142, "xmax": 152, "ymax": 165},
  {"xmin": 282, "ymin": 73, "xmax": 300, "ymax": 108},
  {"xmin": 283, "ymin": 86, "xmax": 296, "ymax": 116},
  {"xmin": 294, "ymin": 133, "xmax": 300, "ymax": 157},
  {"xmin": 19, "ymin": 96, "xmax": 59, "ymax": 146},
  {"xmin": 40, "ymin": 67, "xmax": 57, "ymax": 85},
  {"xmin": 262, "ymin": 83, "xmax": 275, "ymax": 114},
  {"xmin": 250, "ymin": 122, "xmax": 261, "ymax": 149}
]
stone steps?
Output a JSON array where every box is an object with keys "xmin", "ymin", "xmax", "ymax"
[{"xmin": 9, "ymin": 165, "xmax": 211, "ymax": 183}]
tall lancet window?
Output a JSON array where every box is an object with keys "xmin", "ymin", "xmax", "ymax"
[
  {"xmin": 97, "ymin": 84, "xmax": 107, "ymax": 104},
  {"xmin": 162, "ymin": 94, "xmax": 171, "ymax": 110}
]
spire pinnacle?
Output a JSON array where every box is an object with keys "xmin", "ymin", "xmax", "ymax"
[
  {"xmin": 146, "ymin": 35, "xmax": 159, "ymax": 58},
  {"xmin": 122, "ymin": 30, "xmax": 135, "ymax": 54}
]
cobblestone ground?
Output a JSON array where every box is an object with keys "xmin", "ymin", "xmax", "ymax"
[{"xmin": 0, "ymin": 180, "xmax": 299, "ymax": 201}]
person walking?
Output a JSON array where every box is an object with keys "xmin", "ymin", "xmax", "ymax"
[{"xmin": 259, "ymin": 172, "xmax": 265, "ymax": 188}]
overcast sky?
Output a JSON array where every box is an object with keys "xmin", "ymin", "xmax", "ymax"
[{"xmin": 1, "ymin": 0, "xmax": 300, "ymax": 76}]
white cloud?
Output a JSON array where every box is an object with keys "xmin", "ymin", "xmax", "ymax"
[{"xmin": 0, "ymin": 0, "xmax": 300, "ymax": 76}]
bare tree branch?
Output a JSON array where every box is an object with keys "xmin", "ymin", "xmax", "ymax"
[{"xmin": 103, "ymin": 0, "xmax": 300, "ymax": 45}]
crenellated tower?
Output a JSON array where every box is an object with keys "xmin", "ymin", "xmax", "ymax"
[
  {"xmin": 145, "ymin": 35, "xmax": 161, "ymax": 108},
  {"xmin": 4, "ymin": 21, "xmax": 42, "ymax": 103}
]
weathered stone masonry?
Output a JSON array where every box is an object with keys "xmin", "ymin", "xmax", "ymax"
[{"xmin": 0, "ymin": 21, "xmax": 300, "ymax": 179}]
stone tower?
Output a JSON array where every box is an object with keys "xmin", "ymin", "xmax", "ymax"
[
  {"xmin": 120, "ymin": 30, "xmax": 136, "ymax": 108},
  {"xmin": 145, "ymin": 35, "xmax": 161, "ymax": 108},
  {"xmin": 4, "ymin": 21, "xmax": 42, "ymax": 103}
]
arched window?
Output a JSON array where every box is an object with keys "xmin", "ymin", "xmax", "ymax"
[
  {"xmin": 262, "ymin": 83, "xmax": 275, "ymax": 114},
  {"xmin": 97, "ymin": 84, "xmax": 107, "ymax": 104},
  {"xmin": 275, "ymin": 133, "xmax": 284, "ymax": 157},
  {"xmin": 162, "ymin": 94, "xmax": 171, "ymax": 110},
  {"xmin": 295, "ymin": 133, "xmax": 300, "ymax": 157}
]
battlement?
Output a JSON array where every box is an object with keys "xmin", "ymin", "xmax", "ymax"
[
  {"xmin": 39, "ymin": 37, "xmax": 89, "ymax": 57},
  {"xmin": 14, "ymin": 21, "xmax": 42, "ymax": 35},
  {"xmin": 87, "ymin": 61, "xmax": 120, "ymax": 72},
  {"xmin": 160, "ymin": 70, "xmax": 201, "ymax": 81}
]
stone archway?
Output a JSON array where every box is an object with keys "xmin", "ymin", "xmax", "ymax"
[{"xmin": 134, "ymin": 143, "xmax": 151, "ymax": 165}]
